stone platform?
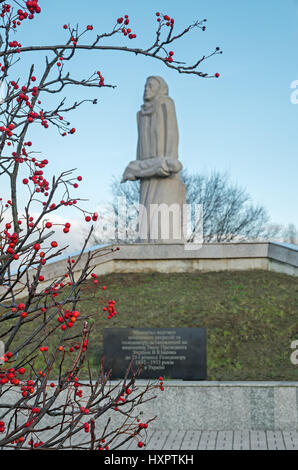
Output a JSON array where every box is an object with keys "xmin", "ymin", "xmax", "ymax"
[
  {"xmin": 2, "ymin": 241, "xmax": 298, "ymax": 300},
  {"xmin": 119, "ymin": 429, "xmax": 298, "ymax": 450},
  {"xmin": 1, "ymin": 381, "xmax": 298, "ymax": 450}
]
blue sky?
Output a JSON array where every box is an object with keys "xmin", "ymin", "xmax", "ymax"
[{"xmin": 3, "ymin": 0, "xmax": 298, "ymax": 247}]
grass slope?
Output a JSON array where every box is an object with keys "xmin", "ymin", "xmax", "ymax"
[{"xmin": 2, "ymin": 270, "xmax": 298, "ymax": 380}]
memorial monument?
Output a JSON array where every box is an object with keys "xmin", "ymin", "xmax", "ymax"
[{"xmin": 121, "ymin": 76, "xmax": 186, "ymax": 243}]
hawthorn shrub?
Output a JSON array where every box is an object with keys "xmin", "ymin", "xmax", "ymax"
[{"xmin": 0, "ymin": 0, "xmax": 220, "ymax": 449}]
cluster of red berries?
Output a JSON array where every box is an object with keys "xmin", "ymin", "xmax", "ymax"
[
  {"xmin": 31, "ymin": 407, "xmax": 40, "ymax": 414},
  {"xmin": 63, "ymin": 222, "xmax": 71, "ymax": 233},
  {"xmin": 8, "ymin": 41, "xmax": 22, "ymax": 52},
  {"xmin": 117, "ymin": 15, "xmax": 137, "ymax": 39},
  {"xmin": 0, "ymin": 367, "xmax": 18, "ymax": 385},
  {"xmin": 56, "ymin": 56, "xmax": 64, "ymax": 67},
  {"xmin": 68, "ymin": 344, "xmax": 80, "ymax": 353},
  {"xmin": 25, "ymin": 170, "xmax": 50, "ymax": 195},
  {"xmin": 21, "ymin": 379, "xmax": 35, "ymax": 398},
  {"xmin": 17, "ymin": 87, "xmax": 29, "ymax": 101},
  {"xmin": 0, "ymin": 367, "xmax": 25, "ymax": 385},
  {"xmin": 80, "ymin": 406, "xmax": 89, "ymax": 414},
  {"xmin": 98, "ymin": 444, "xmax": 109, "ymax": 450},
  {"xmin": 159, "ymin": 376, "xmax": 164, "ymax": 391},
  {"xmin": 91, "ymin": 272, "xmax": 99, "ymax": 285},
  {"xmin": 0, "ymin": 123, "xmax": 16, "ymax": 137},
  {"xmin": 27, "ymin": 109, "xmax": 48, "ymax": 129},
  {"xmin": 0, "ymin": 3, "xmax": 10, "ymax": 18},
  {"xmin": 26, "ymin": 215, "xmax": 34, "ymax": 229},
  {"xmin": 0, "ymin": 421, "xmax": 5, "ymax": 433},
  {"xmin": 4, "ymin": 1, "xmax": 41, "ymax": 30},
  {"xmin": 156, "ymin": 12, "xmax": 174, "ymax": 26},
  {"xmin": 97, "ymin": 70, "xmax": 104, "ymax": 87},
  {"xmin": 0, "ymin": 350, "xmax": 12, "ymax": 364},
  {"xmin": 165, "ymin": 50, "xmax": 174, "ymax": 63},
  {"xmin": 85, "ymin": 212, "xmax": 98, "ymax": 222},
  {"xmin": 57, "ymin": 309, "xmax": 80, "ymax": 331},
  {"xmin": 84, "ymin": 422, "xmax": 90, "ymax": 433},
  {"xmin": 28, "ymin": 440, "xmax": 44, "ymax": 448},
  {"xmin": 138, "ymin": 422, "xmax": 148, "ymax": 429},
  {"xmin": 69, "ymin": 376, "xmax": 83, "ymax": 397},
  {"xmin": 103, "ymin": 300, "xmax": 116, "ymax": 319},
  {"xmin": 26, "ymin": 1, "xmax": 41, "ymax": 17},
  {"xmin": 3, "ymin": 230, "xmax": 18, "ymax": 257},
  {"xmin": 17, "ymin": 85, "xmax": 36, "ymax": 108},
  {"xmin": 16, "ymin": 8, "xmax": 28, "ymax": 21},
  {"xmin": 70, "ymin": 36, "xmax": 77, "ymax": 46}
]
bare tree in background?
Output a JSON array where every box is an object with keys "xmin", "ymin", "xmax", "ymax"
[
  {"xmin": 182, "ymin": 170, "xmax": 273, "ymax": 242},
  {"xmin": 282, "ymin": 223, "xmax": 298, "ymax": 245}
]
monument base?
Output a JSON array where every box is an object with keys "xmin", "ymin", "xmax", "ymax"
[{"xmin": 2, "ymin": 242, "xmax": 298, "ymax": 300}]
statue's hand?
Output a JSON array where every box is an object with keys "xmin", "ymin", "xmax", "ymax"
[{"xmin": 121, "ymin": 167, "xmax": 138, "ymax": 183}]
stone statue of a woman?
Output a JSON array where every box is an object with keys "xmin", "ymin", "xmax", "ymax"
[{"xmin": 121, "ymin": 76, "xmax": 186, "ymax": 242}]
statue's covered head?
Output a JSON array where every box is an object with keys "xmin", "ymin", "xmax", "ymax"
[
  {"xmin": 144, "ymin": 76, "xmax": 169, "ymax": 102},
  {"xmin": 141, "ymin": 76, "xmax": 170, "ymax": 115}
]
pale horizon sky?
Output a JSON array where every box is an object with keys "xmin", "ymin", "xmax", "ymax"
[{"xmin": 2, "ymin": 0, "xmax": 298, "ymax": 253}]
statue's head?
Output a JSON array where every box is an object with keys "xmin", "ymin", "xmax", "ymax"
[{"xmin": 143, "ymin": 76, "xmax": 169, "ymax": 102}]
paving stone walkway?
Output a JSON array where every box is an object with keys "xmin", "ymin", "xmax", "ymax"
[{"xmin": 117, "ymin": 430, "xmax": 298, "ymax": 450}]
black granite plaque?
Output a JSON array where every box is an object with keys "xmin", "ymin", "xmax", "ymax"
[{"xmin": 103, "ymin": 328, "xmax": 207, "ymax": 380}]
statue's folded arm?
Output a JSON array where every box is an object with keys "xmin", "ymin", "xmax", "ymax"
[{"xmin": 121, "ymin": 157, "xmax": 182, "ymax": 183}]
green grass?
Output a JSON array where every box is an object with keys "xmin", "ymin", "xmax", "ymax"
[{"xmin": 2, "ymin": 270, "xmax": 298, "ymax": 380}]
